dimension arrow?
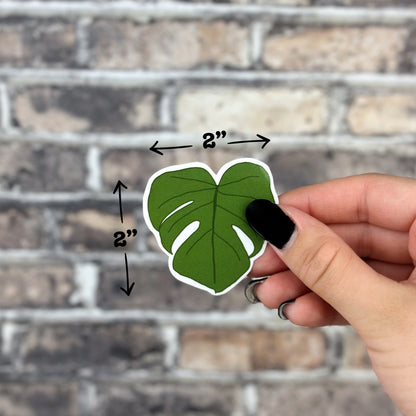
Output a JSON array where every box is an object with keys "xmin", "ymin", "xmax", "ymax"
[
  {"xmin": 113, "ymin": 180, "xmax": 128, "ymax": 224},
  {"xmin": 120, "ymin": 252, "xmax": 135, "ymax": 296},
  {"xmin": 150, "ymin": 140, "xmax": 193, "ymax": 156},
  {"xmin": 227, "ymin": 134, "xmax": 270, "ymax": 149}
]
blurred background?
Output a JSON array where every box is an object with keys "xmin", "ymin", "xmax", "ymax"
[{"xmin": 0, "ymin": 0, "xmax": 415, "ymax": 415}]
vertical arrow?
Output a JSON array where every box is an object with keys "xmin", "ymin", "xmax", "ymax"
[
  {"xmin": 113, "ymin": 180, "xmax": 128, "ymax": 224},
  {"xmin": 120, "ymin": 252, "xmax": 135, "ymax": 296}
]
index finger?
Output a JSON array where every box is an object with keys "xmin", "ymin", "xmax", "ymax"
[{"xmin": 279, "ymin": 174, "xmax": 416, "ymax": 232}]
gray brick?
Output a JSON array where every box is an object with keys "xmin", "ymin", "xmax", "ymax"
[
  {"xmin": 0, "ymin": 207, "xmax": 44, "ymax": 249},
  {"xmin": 59, "ymin": 209, "xmax": 136, "ymax": 252},
  {"xmin": 101, "ymin": 149, "xmax": 175, "ymax": 193},
  {"xmin": 13, "ymin": 87, "xmax": 159, "ymax": 133},
  {"xmin": 215, "ymin": 279, "xmax": 249, "ymax": 311},
  {"xmin": 99, "ymin": 264, "xmax": 248, "ymax": 311},
  {"xmin": 95, "ymin": 382, "xmax": 239, "ymax": 416},
  {"xmin": 267, "ymin": 149, "xmax": 416, "ymax": 193},
  {"xmin": 0, "ymin": 382, "xmax": 79, "ymax": 416},
  {"xmin": 251, "ymin": 329, "xmax": 326, "ymax": 370},
  {"xmin": 0, "ymin": 143, "xmax": 86, "ymax": 192},
  {"xmin": 172, "ymin": 148, "xmax": 247, "ymax": 172},
  {"xmin": 330, "ymin": 386, "xmax": 397, "ymax": 416},
  {"xmin": 263, "ymin": 25, "xmax": 407, "ymax": 73},
  {"xmin": 399, "ymin": 25, "xmax": 416, "ymax": 73},
  {"xmin": 258, "ymin": 384, "xmax": 398, "ymax": 416},
  {"xmin": 258, "ymin": 385, "xmax": 331, "ymax": 416},
  {"xmin": 101, "ymin": 148, "xmax": 249, "ymax": 193},
  {"xmin": 348, "ymin": 94, "xmax": 416, "ymax": 135},
  {"xmin": 0, "ymin": 264, "xmax": 75, "ymax": 308},
  {"xmin": 99, "ymin": 264, "xmax": 215, "ymax": 311},
  {"xmin": 90, "ymin": 19, "xmax": 249, "ymax": 70},
  {"xmin": 177, "ymin": 88, "xmax": 327, "ymax": 135},
  {"xmin": 0, "ymin": 98, "xmax": 3, "ymax": 130},
  {"xmin": 180, "ymin": 328, "xmax": 326, "ymax": 371},
  {"xmin": 20, "ymin": 323, "xmax": 164, "ymax": 371},
  {"xmin": 0, "ymin": 330, "xmax": 11, "ymax": 366},
  {"xmin": 0, "ymin": 18, "xmax": 76, "ymax": 68}
]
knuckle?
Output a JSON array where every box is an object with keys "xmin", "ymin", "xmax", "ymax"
[{"xmin": 298, "ymin": 237, "xmax": 344, "ymax": 292}]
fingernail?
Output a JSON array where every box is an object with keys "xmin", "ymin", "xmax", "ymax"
[
  {"xmin": 277, "ymin": 299, "xmax": 295, "ymax": 320},
  {"xmin": 245, "ymin": 199, "xmax": 296, "ymax": 250},
  {"xmin": 244, "ymin": 276, "xmax": 268, "ymax": 304}
]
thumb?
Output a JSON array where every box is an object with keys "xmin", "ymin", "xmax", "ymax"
[{"xmin": 246, "ymin": 199, "xmax": 406, "ymax": 336}]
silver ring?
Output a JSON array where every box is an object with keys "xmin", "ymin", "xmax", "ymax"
[
  {"xmin": 244, "ymin": 277, "xmax": 268, "ymax": 304},
  {"xmin": 277, "ymin": 299, "xmax": 295, "ymax": 320}
]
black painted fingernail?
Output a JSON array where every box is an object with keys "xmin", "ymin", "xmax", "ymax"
[
  {"xmin": 245, "ymin": 199, "xmax": 296, "ymax": 250},
  {"xmin": 244, "ymin": 277, "xmax": 268, "ymax": 304},
  {"xmin": 277, "ymin": 299, "xmax": 295, "ymax": 320}
]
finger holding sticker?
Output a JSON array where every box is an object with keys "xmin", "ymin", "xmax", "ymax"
[{"xmin": 245, "ymin": 174, "xmax": 416, "ymax": 416}]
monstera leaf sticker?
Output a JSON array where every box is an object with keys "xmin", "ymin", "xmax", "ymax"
[{"xmin": 143, "ymin": 159, "xmax": 278, "ymax": 295}]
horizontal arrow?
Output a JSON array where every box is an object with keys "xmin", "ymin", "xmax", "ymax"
[
  {"xmin": 150, "ymin": 140, "xmax": 193, "ymax": 156},
  {"xmin": 227, "ymin": 134, "xmax": 270, "ymax": 149}
]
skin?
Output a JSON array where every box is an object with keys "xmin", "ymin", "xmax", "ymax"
[{"xmin": 249, "ymin": 174, "xmax": 416, "ymax": 416}]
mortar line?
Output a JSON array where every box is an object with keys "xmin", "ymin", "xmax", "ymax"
[
  {"xmin": 0, "ymin": 191, "xmax": 143, "ymax": 203},
  {"xmin": 161, "ymin": 325, "xmax": 179, "ymax": 370},
  {"xmin": 86, "ymin": 146, "xmax": 102, "ymax": 192},
  {"xmin": 78, "ymin": 380, "xmax": 97, "ymax": 416},
  {"xmin": 159, "ymin": 85, "xmax": 176, "ymax": 130},
  {"xmin": 0, "ymin": 307, "xmax": 294, "ymax": 327},
  {"xmin": 0, "ymin": 131, "xmax": 415, "ymax": 153},
  {"xmin": 0, "ymin": 249, "xmax": 165, "ymax": 265},
  {"xmin": 0, "ymin": 83, "xmax": 11, "ymax": 130},
  {"xmin": 70, "ymin": 263, "xmax": 99, "ymax": 308},
  {"xmin": 75, "ymin": 16, "xmax": 92, "ymax": 67},
  {"xmin": 327, "ymin": 85, "xmax": 350, "ymax": 135},
  {"xmin": 243, "ymin": 383, "xmax": 258, "ymax": 416},
  {"xmin": 43, "ymin": 207, "xmax": 63, "ymax": 251},
  {"xmin": 0, "ymin": 3, "xmax": 416, "ymax": 23},
  {"xmin": 3, "ymin": 69, "xmax": 416, "ymax": 88},
  {"xmin": 0, "ymin": 367, "xmax": 379, "ymax": 384},
  {"xmin": 249, "ymin": 21, "xmax": 266, "ymax": 68}
]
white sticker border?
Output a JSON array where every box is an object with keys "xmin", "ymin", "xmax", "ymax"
[{"xmin": 143, "ymin": 158, "xmax": 279, "ymax": 296}]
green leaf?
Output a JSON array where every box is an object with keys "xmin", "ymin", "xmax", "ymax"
[{"xmin": 144, "ymin": 159, "xmax": 277, "ymax": 295}]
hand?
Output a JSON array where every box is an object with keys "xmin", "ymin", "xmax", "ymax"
[{"xmin": 245, "ymin": 174, "xmax": 416, "ymax": 416}]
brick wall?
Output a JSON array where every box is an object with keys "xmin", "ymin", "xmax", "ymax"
[{"xmin": 0, "ymin": 1, "xmax": 414, "ymax": 415}]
